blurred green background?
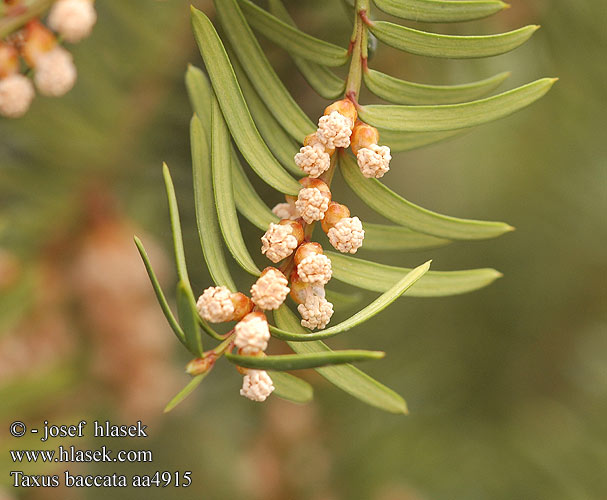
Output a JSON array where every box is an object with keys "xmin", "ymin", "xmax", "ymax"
[{"xmin": 1, "ymin": 0, "xmax": 606, "ymax": 499}]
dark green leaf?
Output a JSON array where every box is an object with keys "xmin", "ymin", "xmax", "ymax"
[
  {"xmin": 225, "ymin": 350, "xmax": 385, "ymax": 370},
  {"xmin": 379, "ymin": 128, "xmax": 463, "ymax": 152},
  {"xmin": 359, "ymin": 78, "xmax": 557, "ymax": 132},
  {"xmin": 162, "ymin": 163, "xmax": 190, "ymax": 284},
  {"xmin": 363, "ymin": 222, "xmax": 451, "ymax": 251},
  {"xmin": 161, "ymin": 163, "xmax": 220, "ymax": 346},
  {"xmin": 270, "ymin": 261, "xmax": 430, "ymax": 341},
  {"xmin": 268, "ymin": 0, "xmax": 346, "ymax": 99},
  {"xmin": 327, "ymin": 251, "xmax": 502, "ymax": 297},
  {"xmin": 209, "ymin": 0, "xmax": 315, "ymax": 141},
  {"xmin": 164, "ymin": 374, "xmax": 208, "ymax": 413},
  {"xmin": 274, "ymin": 306, "xmax": 408, "ymax": 414},
  {"xmin": 229, "ymin": 55, "xmax": 303, "ymax": 176},
  {"xmin": 176, "ymin": 281, "xmax": 203, "ymax": 356},
  {"xmin": 191, "ymin": 115, "xmax": 237, "ymax": 291},
  {"xmin": 368, "ymin": 21, "xmax": 539, "ymax": 59},
  {"xmin": 190, "ymin": 7, "xmax": 301, "ymax": 194},
  {"xmin": 373, "ymin": 0, "xmax": 508, "ymax": 23},
  {"xmin": 340, "ymin": 154, "xmax": 513, "ymax": 240},
  {"xmin": 270, "ymin": 371, "xmax": 314, "ymax": 404},
  {"xmin": 185, "ymin": 65, "xmax": 213, "ymax": 126},
  {"xmin": 134, "ymin": 236, "xmax": 186, "ymax": 346},
  {"xmin": 232, "ymin": 152, "xmax": 278, "ymax": 231},
  {"xmin": 198, "ymin": 316, "xmax": 225, "ymax": 342},
  {"xmin": 239, "ymin": 0, "xmax": 349, "ymax": 67},
  {"xmin": 211, "ymin": 99, "xmax": 261, "ymax": 276},
  {"xmin": 325, "ymin": 288, "xmax": 364, "ymax": 309},
  {"xmin": 364, "ymin": 68, "xmax": 510, "ymax": 104}
]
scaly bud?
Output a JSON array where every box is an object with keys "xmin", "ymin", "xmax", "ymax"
[
  {"xmin": 321, "ymin": 201, "xmax": 351, "ymax": 233},
  {"xmin": 0, "ymin": 43, "xmax": 20, "ymax": 78},
  {"xmin": 317, "ymin": 111, "xmax": 353, "ymax": 149},
  {"xmin": 289, "ymin": 269, "xmax": 307, "ymax": 304},
  {"xmin": 186, "ymin": 352, "xmax": 217, "ymax": 376},
  {"xmin": 299, "ymin": 176, "xmax": 331, "ymax": 194},
  {"xmin": 197, "ymin": 286, "xmax": 235, "ymax": 323},
  {"xmin": 320, "ymin": 202, "xmax": 365, "ymax": 254},
  {"xmin": 196, "ymin": 287, "xmax": 252, "ymax": 323},
  {"xmin": 279, "ymin": 218, "xmax": 305, "ymax": 241},
  {"xmin": 261, "ymin": 220, "xmax": 304, "ymax": 263},
  {"xmin": 295, "ymin": 178, "xmax": 332, "ymax": 223},
  {"xmin": 271, "ymin": 201, "xmax": 298, "ymax": 221},
  {"xmin": 289, "ymin": 269, "xmax": 325, "ymax": 305},
  {"xmin": 289, "ymin": 270, "xmax": 333, "ymax": 329},
  {"xmin": 350, "ymin": 121, "xmax": 380, "ymax": 155},
  {"xmin": 20, "ymin": 21, "xmax": 77, "ymax": 97},
  {"xmin": 293, "ymin": 241, "xmax": 323, "ymax": 265},
  {"xmin": 324, "ymin": 98, "xmax": 358, "ymax": 127},
  {"xmin": 20, "ymin": 20, "xmax": 57, "ymax": 67},
  {"xmin": 304, "ymin": 132, "xmax": 335, "ymax": 156},
  {"xmin": 294, "ymin": 243, "xmax": 332, "ymax": 285},
  {"xmin": 230, "ymin": 292, "xmax": 254, "ymax": 321}
]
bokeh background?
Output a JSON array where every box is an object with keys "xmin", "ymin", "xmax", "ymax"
[{"xmin": 1, "ymin": 0, "xmax": 606, "ymax": 499}]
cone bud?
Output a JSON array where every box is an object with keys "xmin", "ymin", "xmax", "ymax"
[
  {"xmin": 289, "ymin": 269, "xmax": 308, "ymax": 304},
  {"xmin": 321, "ymin": 202, "xmax": 351, "ymax": 233},
  {"xmin": 299, "ymin": 177, "xmax": 331, "ymax": 195},
  {"xmin": 294, "ymin": 242, "xmax": 323, "ymax": 266},
  {"xmin": 21, "ymin": 20, "xmax": 57, "ymax": 66},
  {"xmin": 304, "ymin": 132, "xmax": 335, "ymax": 156},
  {"xmin": 324, "ymin": 98, "xmax": 357, "ymax": 126},
  {"xmin": 186, "ymin": 353, "xmax": 217, "ymax": 376},
  {"xmin": 0, "ymin": 43, "xmax": 19, "ymax": 78},
  {"xmin": 230, "ymin": 292, "xmax": 254, "ymax": 321},
  {"xmin": 278, "ymin": 219, "xmax": 304, "ymax": 245},
  {"xmin": 350, "ymin": 121, "xmax": 380, "ymax": 155}
]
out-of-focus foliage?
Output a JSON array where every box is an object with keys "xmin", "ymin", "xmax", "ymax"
[{"xmin": 1, "ymin": 0, "xmax": 606, "ymax": 499}]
